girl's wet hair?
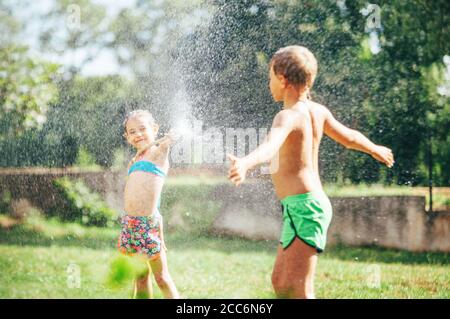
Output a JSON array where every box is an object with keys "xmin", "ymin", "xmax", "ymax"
[{"xmin": 123, "ymin": 109, "xmax": 155, "ymax": 132}]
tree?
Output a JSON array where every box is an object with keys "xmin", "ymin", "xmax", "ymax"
[
  {"xmin": 0, "ymin": 7, "xmax": 59, "ymax": 139},
  {"xmin": 180, "ymin": 0, "xmax": 450, "ymax": 185},
  {"xmin": 344, "ymin": 0, "xmax": 450, "ymax": 185}
]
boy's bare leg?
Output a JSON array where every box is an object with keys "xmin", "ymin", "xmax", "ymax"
[
  {"xmin": 133, "ymin": 264, "xmax": 154, "ymax": 299},
  {"xmin": 272, "ymin": 245, "xmax": 290, "ymax": 298},
  {"xmin": 149, "ymin": 249, "xmax": 180, "ymax": 299},
  {"xmin": 272, "ymin": 238, "xmax": 318, "ymax": 299}
]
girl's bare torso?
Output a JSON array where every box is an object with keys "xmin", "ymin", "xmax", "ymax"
[{"xmin": 123, "ymin": 145, "xmax": 169, "ymax": 216}]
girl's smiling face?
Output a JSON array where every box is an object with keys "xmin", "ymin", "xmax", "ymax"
[{"xmin": 124, "ymin": 116, "xmax": 158, "ymax": 150}]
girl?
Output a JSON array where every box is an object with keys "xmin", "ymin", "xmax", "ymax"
[{"xmin": 118, "ymin": 109, "xmax": 179, "ymax": 299}]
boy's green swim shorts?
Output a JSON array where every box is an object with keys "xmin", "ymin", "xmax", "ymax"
[{"xmin": 280, "ymin": 191, "xmax": 333, "ymax": 253}]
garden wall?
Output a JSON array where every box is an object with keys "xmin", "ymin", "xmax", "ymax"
[{"xmin": 0, "ymin": 168, "xmax": 448, "ymax": 252}]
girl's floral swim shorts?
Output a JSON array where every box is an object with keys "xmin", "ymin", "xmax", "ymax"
[{"xmin": 117, "ymin": 214, "xmax": 161, "ymax": 260}]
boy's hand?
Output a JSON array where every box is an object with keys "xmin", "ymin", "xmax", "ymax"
[
  {"xmin": 227, "ymin": 154, "xmax": 248, "ymax": 186},
  {"xmin": 371, "ymin": 145, "xmax": 395, "ymax": 168}
]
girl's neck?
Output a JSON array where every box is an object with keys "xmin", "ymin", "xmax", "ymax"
[{"xmin": 133, "ymin": 146, "xmax": 151, "ymax": 163}]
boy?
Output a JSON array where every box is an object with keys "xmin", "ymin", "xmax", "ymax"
[{"xmin": 227, "ymin": 45, "xmax": 394, "ymax": 299}]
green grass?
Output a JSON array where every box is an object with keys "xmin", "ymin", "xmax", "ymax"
[{"xmin": 0, "ymin": 214, "xmax": 448, "ymax": 299}]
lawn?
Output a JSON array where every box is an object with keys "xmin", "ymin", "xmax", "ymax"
[{"xmin": 0, "ymin": 214, "xmax": 448, "ymax": 299}]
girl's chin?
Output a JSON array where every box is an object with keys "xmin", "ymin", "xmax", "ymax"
[{"xmin": 136, "ymin": 140, "xmax": 149, "ymax": 149}]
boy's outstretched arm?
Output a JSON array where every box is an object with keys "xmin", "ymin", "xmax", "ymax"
[
  {"xmin": 228, "ymin": 110, "xmax": 296, "ymax": 186},
  {"xmin": 323, "ymin": 108, "xmax": 394, "ymax": 167}
]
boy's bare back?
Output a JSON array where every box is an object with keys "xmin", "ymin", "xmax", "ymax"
[{"xmin": 271, "ymin": 100, "xmax": 333, "ymax": 199}]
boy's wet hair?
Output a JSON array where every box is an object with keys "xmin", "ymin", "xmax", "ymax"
[
  {"xmin": 271, "ymin": 45, "xmax": 318, "ymax": 90},
  {"xmin": 123, "ymin": 109, "xmax": 155, "ymax": 132}
]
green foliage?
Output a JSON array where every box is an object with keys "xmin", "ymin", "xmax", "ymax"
[
  {"xmin": 52, "ymin": 177, "xmax": 117, "ymax": 227},
  {"xmin": 106, "ymin": 254, "xmax": 148, "ymax": 289},
  {"xmin": 0, "ymin": 125, "xmax": 79, "ymax": 168},
  {"xmin": 358, "ymin": 37, "xmax": 373, "ymax": 61},
  {"xmin": 161, "ymin": 183, "xmax": 223, "ymax": 235},
  {"xmin": 181, "ymin": 0, "xmax": 450, "ymax": 186},
  {"xmin": 0, "ymin": 5, "xmax": 21, "ymax": 46},
  {"xmin": 75, "ymin": 146, "xmax": 101, "ymax": 169},
  {"xmin": 420, "ymin": 60, "xmax": 450, "ymax": 185},
  {"xmin": 1, "ymin": 0, "xmax": 449, "ymax": 186},
  {"xmin": 51, "ymin": 75, "xmax": 133, "ymax": 167},
  {"xmin": 351, "ymin": 0, "xmax": 450, "ymax": 186},
  {"xmin": 38, "ymin": 0, "xmax": 108, "ymax": 67},
  {"xmin": 0, "ymin": 190, "xmax": 12, "ymax": 214},
  {"xmin": 0, "ymin": 75, "xmax": 132, "ymax": 168},
  {"xmin": 0, "ymin": 45, "xmax": 59, "ymax": 138}
]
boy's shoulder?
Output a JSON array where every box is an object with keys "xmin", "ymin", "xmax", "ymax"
[
  {"xmin": 273, "ymin": 108, "xmax": 300, "ymax": 124},
  {"xmin": 272, "ymin": 100, "xmax": 332, "ymax": 128},
  {"xmin": 275, "ymin": 100, "xmax": 329, "ymax": 116},
  {"xmin": 272, "ymin": 106, "xmax": 309, "ymax": 130},
  {"xmin": 306, "ymin": 99, "xmax": 328, "ymax": 110},
  {"xmin": 303, "ymin": 100, "xmax": 333, "ymax": 119}
]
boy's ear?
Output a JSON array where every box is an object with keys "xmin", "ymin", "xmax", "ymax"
[
  {"xmin": 153, "ymin": 124, "xmax": 160, "ymax": 134},
  {"xmin": 278, "ymin": 74, "xmax": 288, "ymax": 88},
  {"xmin": 306, "ymin": 86, "xmax": 311, "ymax": 95}
]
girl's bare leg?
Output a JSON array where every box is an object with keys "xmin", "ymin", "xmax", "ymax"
[
  {"xmin": 133, "ymin": 262, "xmax": 154, "ymax": 299},
  {"xmin": 149, "ymin": 249, "xmax": 179, "ymax": 299}
]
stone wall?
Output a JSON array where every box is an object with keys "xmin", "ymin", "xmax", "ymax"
[
  {"xmin": 0, "ymin": 168, "xmax": 126, "ymax": 214},
  {"xmin": 0, "ymin": 169, "xmax": 448, "ymax": 252},
  {"xmin": 211, "ymin": 182, "xmax": 450, "ymax": 252}
]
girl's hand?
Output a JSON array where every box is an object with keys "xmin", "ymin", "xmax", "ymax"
[
  {"xmin": 227, "ymin": 154, "xmax": 249, "ymax": 186},
  {"xmin": 156, "ymin": 129, "xmax": 180, "ymax": 147},
  {"xmin": 161, "ymin": 240, "xmax": 168, "ymax": 252},
  {"xmin": 165, "ymin": 129, "xmax": 181, "ymax": 144}
]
